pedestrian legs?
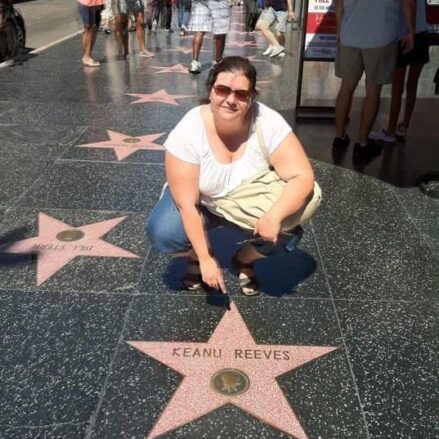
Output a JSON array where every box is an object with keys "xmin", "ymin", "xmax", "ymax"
[
  {"xmin": 192, "ymin": 31, "xmax": 205, "ymax": 60},
  {"xmin": 358, "ymin": 83, "xmax": 383, "ymax": 144},
  {"xmin": 214, "ymin": 34, "xmax": 226, "ymax": 62},
  {"xmin": 335, "ymin": 79, "xmax": 357, "ymax": 138},
  {"xmin": 114, "ymin": 13, "xmax": 129, "ymax": 57},
  {"xmin": 82, "ymin": 24, "xmax": 100, "ymax": 66},
  {"xmin": 400, "ymin": 63, "xmax": 424, "ymax": 131}
]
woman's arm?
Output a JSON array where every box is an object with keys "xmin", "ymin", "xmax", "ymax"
[
  {"xmin": 255, "ymin": 132, "xmax": 314, "ymax": 243},
  {"xmin": 165, "ymin": 152, "xmax": 226, "ymax": 292}
]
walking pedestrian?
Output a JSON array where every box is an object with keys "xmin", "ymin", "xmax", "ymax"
[
  {"xmin": 188, "ymin": 0, "xmax": 231, "ymax": 73},
  {"xmin": 255, "ymin": 0, "xmax": 295, "ymax": 58},
  {"xmin": 177, "ymin": 0, "xmax": 191, "ymax": 35},
  {"xmin": 78, "ymin": 0, "xmax": 105, "ymax": 66},
  {"xmin": 109, "ymin": 0, "xmax": 155, "ymax": 58}
]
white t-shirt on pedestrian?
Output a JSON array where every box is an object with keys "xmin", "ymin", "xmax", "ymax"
[{"xmin": 164, "ymin": 102, "xmax": 292, "ymax": 209}]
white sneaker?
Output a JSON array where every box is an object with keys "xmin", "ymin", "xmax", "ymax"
[
  {"xmin": 369, "ymin": 129, "xmax": 396, "ymax": 143},
  {"xmin": 269, "ymin": 45, "xmax": 285, "ymax": 57},
  {"xmin": 277, "ymin": 52, "xmax": 285, "ymax": 58},
  {"xmin": 262, "ymin": 45, "xmax": 274, "ymax": 56},
  {"xmin": 189, "ymin": 59, "xmax": 201, "ymax": 74}
]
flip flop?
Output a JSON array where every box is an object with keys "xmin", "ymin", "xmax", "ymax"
[
  {"xmin": 182, "ymin": 258, "xmax": 203, "ymax": 291},
  {"xmin": 231, "ymin": 250, "xmax": 260, "ymax": 296}
]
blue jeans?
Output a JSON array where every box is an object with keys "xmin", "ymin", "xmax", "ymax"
[
  {"xmin": 178, "ymin": 6, "xmax": 190, "ymax": 28},
  {"xmin": 146, "ymin": 187, "xmax": 303, "ymax": 257}
]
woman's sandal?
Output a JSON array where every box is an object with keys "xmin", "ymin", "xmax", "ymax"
[
  {"xmin": 231, "ymin": 250, "xmax": 260, "ymax": 296},
  {"xmin": 182, "ymin": 258, "xmax": 203, "ymax": 291}
]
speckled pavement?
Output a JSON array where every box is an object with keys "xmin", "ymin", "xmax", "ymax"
[{"xmin": 0, "ymin": 6, "xmax": 438, "ymax": 439}]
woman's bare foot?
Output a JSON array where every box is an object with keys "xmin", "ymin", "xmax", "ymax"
[
  {"xmin": 139, "ymin": 50, "xmax": 155, "ymax": 58},
  {"xmin": 232, "ymin": 246, "xmax": 262, "ymax": 296},
  {"xmin": 82, "ymin": 57, "xmax": 101, "ymax": 67}
]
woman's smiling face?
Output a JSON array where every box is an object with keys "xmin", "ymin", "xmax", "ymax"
[{"xmin": 209, "ymin": 71, "xmax": 253, "ymax": 122}]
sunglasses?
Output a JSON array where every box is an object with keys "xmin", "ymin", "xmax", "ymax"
[{"xmin": 213, "ymin": 84, "xmax": 252, "ymax": 101}]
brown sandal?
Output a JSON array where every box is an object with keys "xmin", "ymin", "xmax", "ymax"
[
  {"xmin": 231, "ymin": 250, "xmax": 260, "ymax": 296},
  {"xmin": 181, "ymin": 258, "xmax": 203, "ymax": 291}
]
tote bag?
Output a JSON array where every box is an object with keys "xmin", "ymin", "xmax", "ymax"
[{"xmin": 206, "ymin": 120, "xmax": 322, "ymax": 231}]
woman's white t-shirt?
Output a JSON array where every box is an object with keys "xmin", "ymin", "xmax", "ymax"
[{"xmin": 164, "ymin": 102, "xmax": 292, "ymax": 208}]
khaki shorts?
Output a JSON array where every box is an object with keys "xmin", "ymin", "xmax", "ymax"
[{"xmin": 335, "ymin": 41, "xmax": 398, "ymax": 85}]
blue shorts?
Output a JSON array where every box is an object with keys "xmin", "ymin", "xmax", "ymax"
[
  {"xmin": 146, "ymin": 187, "xmax": 303, "ymax": 257},
  {"xmin": 78, "ymin": 4, "xmax": 103, "ymax": 27}
]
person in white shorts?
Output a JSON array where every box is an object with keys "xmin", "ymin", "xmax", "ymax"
[
  {"xmin": 256, "ymin": 0, "xmax": 295, "ymax": 58},
  {"xmin": 188, "ymin": 0, "xmax": 230, "ymax": 73}
]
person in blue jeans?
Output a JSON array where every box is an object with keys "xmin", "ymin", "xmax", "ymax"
[
  {"xmin": 146, "ymin": 57, "xmax": 317, "ymax": 296},
  {"xmin": 177, "ymin": 0, "xmax": 191, "ymax": 35},
  {"xmin": 244, "ymin": 0, "xmax": 261, "ymax": 33},
  {"xmin": 149, "ymin": 0, "xmax": 172, "ymax": 32}
]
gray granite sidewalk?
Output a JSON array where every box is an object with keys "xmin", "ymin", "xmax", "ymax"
[{"xmin": 0, "ymin": 8, "xmax": 437, "ymax": 439}]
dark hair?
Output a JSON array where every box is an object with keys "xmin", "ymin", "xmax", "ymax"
[{"xmin": 204, "ymin": 56, "xmax": 258, "ymax": 103}]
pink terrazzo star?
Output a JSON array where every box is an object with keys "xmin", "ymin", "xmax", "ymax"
[
  {"xmin": 247, "ymin": 55, "xmax": 265, "ymax": 62},
  {"xmin": 128, "ymin": 302, "xmax": 338, "ymax": 439},
  {"xmin": 151, "ymin": 64, "xmax": 189, "ymax": 74},
  {"xmin": 257, "ymin": 80, "xmax": 273, "ymax": 88},
  {"xmin": 228, "ymin": 41, "xmax": 259, "ymax": 48},
  {"xmin": 165, "ymin": 47, "xmax": 208, "ymax": 55},
  {"xmin": 78, "ymin": 130, "xmax": 165, "ymax": 161},
  {"xmin": 126, "ymin": 89, "xmax": 194, "ymax": 105},
  {"xmin": 179, "ymin": 34, "xmax": 212, "ymax": 40},
  {"xmin": 0, "ymin": 213, "xmax": 139, "ymax": 285}
]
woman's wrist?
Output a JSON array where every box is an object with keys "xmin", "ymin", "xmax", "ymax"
[
  {"xmin": 198, "ymin": 253, "xmax": 213, "ymax": 262},
  {"xmin": 264, "ymin": 208, "xmax": 284, "ymax": 224}
]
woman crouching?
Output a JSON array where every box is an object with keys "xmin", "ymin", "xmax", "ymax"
[{"xmin": 147, "ymin": 56, "xmax": 319, "ymax": 296}]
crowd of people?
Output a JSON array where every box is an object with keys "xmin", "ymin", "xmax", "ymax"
[
  {"xmin": 76, "ymin": 0, "xmax": 296, "ymax": 68},
  {"xmin": 74, "ymin": 0, "xmax": 434, "ymax": 295}
]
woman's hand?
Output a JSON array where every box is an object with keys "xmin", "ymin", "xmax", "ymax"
[
  {"xmin": 255, "ymin": 214, "xmax": 281, "ymax": 244},
  {"xmin": 199, "ymin": 256, "xmax": 227, "ymax": 294}
]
